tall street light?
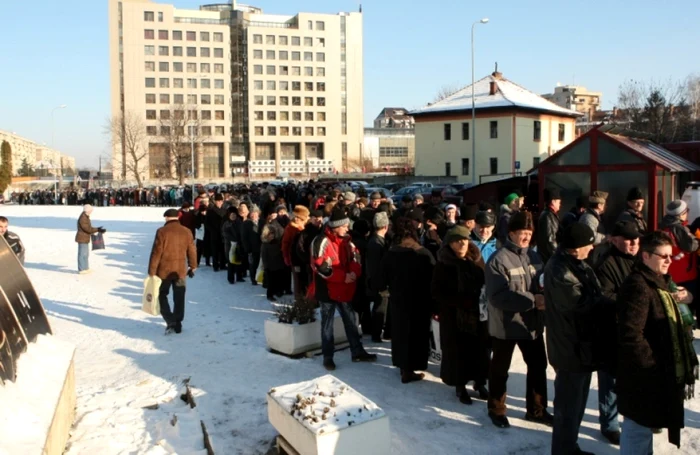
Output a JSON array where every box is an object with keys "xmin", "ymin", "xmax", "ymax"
[
  {"xmin": 189, "ymin": 75, "xmax": 206, "ymax": 201},
  {"xmin": 51, "ymin": 104, "xmax": 67, "ymax": 203},
  {"xmin": 471, "ymin": 18, "xmax": 488, "ymax": 186}
]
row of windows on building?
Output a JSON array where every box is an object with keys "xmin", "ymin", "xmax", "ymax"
[
  {"xmin": 442, "ymin": 157, "xmax": 542, "ymax": 177},
  {"xmin": 253, "ymin": 96, "xmax": 326, "ymax": 107},
  {"xmin": 145, "ymin": 93, "xmax": 225, "ymax": 105},
  {"xmin": 253, "ymin": 111, "xmax": 326, "ymax": 122},
  {"xmin": 145, "ymin": 77, "xmax": 225, "ymax": 90},
  {"xmin": 146, "ymin": 110, "xmax": 225, "ymax": 121},
  {"xmin": 146, "ymin": 125, "xmax": 226, "ymax": 136},
  {"xmin": 253, "ymin": 80, "xmax": 325, "ymax": 92},
  {"xmin": 379, "ymin": 147, "xmax": 409, "ymax": 157},
  {"xmin": 146, "ymin": 61, "xmax": 226, "ymax": 74},
  {"xmin": 254, "ymin": 126, "xmax": 326, "ymax": 137},
  {"xmin": 144, "ymin": 29, "xmax": 225, "ymax": 42},
  {"xmin": 253, "ymin": 49, "xmax": 325, "ymax": 62},
  {"xmin": 144, "ymin": 45, "xmax": 224, "ymax": 58},
  {"xmin": 253, "ymin": 65, "xmax": 326, "ymax": 77},
  {"xmin": 443, "ymin": 121, "xmax": 567, "ymax": 142},
  {"xmin": 251, "ymin": 27, "xmax": 326, "ymax": 48}
]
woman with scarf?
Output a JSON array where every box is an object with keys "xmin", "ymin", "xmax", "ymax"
[
  {"xmin": 432, "ymin": 225, "xmax": 489, "ymax": 405},
  {"xmin": 378, "ymin": 218, "xmax": 435, "ymax": 384},
  {"xmin": 617, "ymin": 231, "xmax": 698, "ymax": 453}
]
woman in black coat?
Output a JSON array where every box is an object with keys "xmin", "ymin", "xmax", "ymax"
[
  {"xmin": 261, "ymin": 213, "xmax": 286, "ymax": 301},
  {"xmin": 241, "ymin": 205, "xmax": 262, "ymax": 285},
  {"xmin": 378, "ymin": 218, "xmax": 435, "ymax": 384},
  {"xmin": 431, "ymin": 225, "xmax": 489, "ymax": 405}
]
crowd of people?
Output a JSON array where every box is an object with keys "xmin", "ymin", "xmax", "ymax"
[
  {"xmin": 8, "ymin": 186, "xmax": 195, "ymax": 207},
  {"xmin": 3, "ymin": 178, "xmax": 698, "ymax": 454},
  {"xmin": 144, "ymin": 181, "xmax": 698, "ymax": 454}
]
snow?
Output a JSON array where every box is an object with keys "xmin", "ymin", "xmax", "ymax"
[
  {"xmin": 410, "ymin": 74, "xmax": 582, "ymax": 117},
  {"xmin": 268, "ymin": 375, "xmax": 384, "ymax": 435},
  {"xmin": 0, "ymin": 204, "xmax": 698, "ymax": 455},
  {"xmin": 0, "ymin": 334, "xmax": 74, "ymax": 455}
]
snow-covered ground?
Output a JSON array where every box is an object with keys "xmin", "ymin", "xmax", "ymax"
[{"xmin": 1, "ymin": 205, "xmax": 699, "ymax": 455}]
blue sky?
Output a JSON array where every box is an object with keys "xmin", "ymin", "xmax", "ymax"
[{"xmin": 0, "ymin": 0, "xmax": 698, "ymax": 167}]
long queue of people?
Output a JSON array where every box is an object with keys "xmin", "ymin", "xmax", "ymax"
[
  {"xmin": 9, "ymin": 186, "xmax": 195, "ymax": 207},
  {"xmin": 160, "ymin": 182, "xmax": 698, "ymax": 455}
]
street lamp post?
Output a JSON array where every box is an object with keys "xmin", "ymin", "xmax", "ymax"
[
  {"xmin": 51, "ymin": 104, "xmax": 67, "ymax": 203},
  {"xmin": 188, "ymin": 75, "xmax": 205, "ymax": 202},
  {"xmin": 471, "ymin": 18, "xmax": 489, "ymax": 186}
]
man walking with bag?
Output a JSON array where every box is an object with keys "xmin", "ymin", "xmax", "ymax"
[
  {"xmin": 75, "ymin": 204, "xmax": 105, "ymax": 274},
  {"xmin": 148, "ymin": 209, "xmax": 197, "ymax": 334}
]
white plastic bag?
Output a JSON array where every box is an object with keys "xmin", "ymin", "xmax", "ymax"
[
  {"xmin": 142, "ymin": 276, "xmax": 162, "ymax": 316},
  {"xmin": 195, "ymin": 226, "xmax": 205, "ymax": 241}
]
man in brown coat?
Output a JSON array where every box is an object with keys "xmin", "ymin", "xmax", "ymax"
[
  {"xmin": 75, "ymin": 204, "xmax": 105, "ymax": 274},
  {"xmin": 148, "ymin": 209, "xmax": 197, "ymax": 334}
]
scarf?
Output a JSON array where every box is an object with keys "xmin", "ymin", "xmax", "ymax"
[{"xmin": 657, "ymin": 289, "xmax": 699, "ymax": 400}]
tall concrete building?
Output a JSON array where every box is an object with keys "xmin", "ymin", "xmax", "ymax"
[
  {"xmin": 542, "ymin": 85, "xmax": 602, "ymax": 122},
  {"xmin": 0, "ymin": 130, "xmax": 77, "ymax": 176},
  {"xmin": 109, "ymin": 0, "xmax": 363, "ymax": 183}
]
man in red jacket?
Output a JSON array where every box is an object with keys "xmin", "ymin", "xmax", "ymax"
[{"xmin": 311, "ymin": 207, "xmax": 377, "ymax": 371}]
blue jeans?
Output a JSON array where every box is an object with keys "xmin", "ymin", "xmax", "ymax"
[
  {"xmin": 620, "ymin": 417, "xmax": 654, "ymax": 455},
  {"xmin": 78, "ymin": 243, "xmax": 90, "ymax": 272},
  {"xmin": 320, "ymin": 301, "xmax": 363, "ymax": 360},
  {"xmin": 552, "ymin": 369, "xmax": 592, "ymax": 455},
  {"xmin": 598, "ymin": 370, "xmax": 619, "ymax": 433}
]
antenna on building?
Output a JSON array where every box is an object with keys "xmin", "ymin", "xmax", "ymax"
[
  {"xmin": 359, "ymin": 3, "xmax": 362, "ymax": 12},
  {"xmin": 494, "ymin": 62, "xmax": 498, "ymax": 73}
]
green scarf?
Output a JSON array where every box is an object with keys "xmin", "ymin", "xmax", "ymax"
[{"xmin": 657, "ymin": 289, "xmax": 699, "ymax": 400}]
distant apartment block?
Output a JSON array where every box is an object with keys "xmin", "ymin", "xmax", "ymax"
[
  {"xmin": 373, "ymin": 107, "xmax": 414, "ymax": 129},
  {"xmin": 109, "ymin": 0, "xmax": 363, "ymax": 181},
  {"xmin": 542, "ymin": 85, "xmax": 602, "ymax": 121},
  {"xmin": 0, "ymin": 130, "xmax": 77, "ymax": 176},
  {"xmin": 364, "ymin": 127, "xmax": 415, "ymax": 172}
]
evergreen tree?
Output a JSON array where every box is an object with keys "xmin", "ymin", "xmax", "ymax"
[
  {"xmin": 0, "ymin": 140, "xmax": 13, "ymax": 193},
  {"xmin": 19, "ymin": 157, "xmax": 35, "ymax": 177}
]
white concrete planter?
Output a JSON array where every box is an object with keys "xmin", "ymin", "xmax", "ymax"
[
  {"xmin": 265, "ymin": 315, "xmax": 349, "ymax": 356},
  {"xmin": 0, "ymin": 335, "xmax": 76, "ymax": 455},
  {"xmin": 267, "ymin": 375, "xmax": 390, "ymax": 455}
]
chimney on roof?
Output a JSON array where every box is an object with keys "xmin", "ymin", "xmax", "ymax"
[{"xmin": 489, "ymin": 80, "xmax": 498, "ymax": 96}]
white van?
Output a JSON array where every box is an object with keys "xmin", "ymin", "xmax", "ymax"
[{"xmin": 681, "ymin": 182, "xmax": 700, "ymax": 223}]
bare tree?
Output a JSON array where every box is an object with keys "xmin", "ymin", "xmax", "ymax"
[
  {"xmin": 687, "ymin": 74, "xmax": 700, "ymax": 140},
  {"xmin": 105, "ymin": 111, "xmax": 148, "ymax": 187},
  {"xmin": 158, "ymin": 104, "xmax": 211, "ymax": 185},
  {"xmin": 616, "ymin": 78, "xmax": 689, "ymax": 142},
  {"xmin": 432, "ymin": 83, "xmax": 462, "ymax": 103}
]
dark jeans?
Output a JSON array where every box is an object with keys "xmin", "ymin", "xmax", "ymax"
[
  {"xmin": 266, "ymin": 268, "xmax": 286, "ymax": 299},
  {"xmin": 552, "ymin": 369, "xmax": 592, "ymax": 455},
  {"xmin": 196, "ymin": 240, "xmax": 210, "ymax": 266},
  {"xmin": 320, "ymin": 301, "xmax": 363, "ymax": 360},
  {"xmin": 210, "ymin": 239, "xmax": 226, "ymax": 270},
  {"xmin": 597, "ymin": 370, "xmax": 619, "ymax": 433},
  {"xmin": 488, "ymin": 336, "xmax": 548, "ymax": 417},
  {"xmin": 159, "ymin": 278, "xmax": 186, "ymax": 326}
]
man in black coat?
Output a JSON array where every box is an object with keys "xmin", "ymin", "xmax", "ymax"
[
  {"xmin": 241, "ymin": 205, "xmax": 262, "ymax": 285},
  {"xmin": 294, "ymin": 209, "xmax": 324, "ymax": 297},
  {"xmin": 544, "ymin": 223, "xmax": 612, "ymax": 455},
  {"xmin": 205, "ymin": 194, "xmax": 227, "ymax": 271},
  {"xmin": 536, "ymin": 188, "xmax": 562, "ymax": 264},
  {"xmin": 561, "ymin": 196, "xmax": 586, "ymax": 229},
  {"xmin": 365, "ymin": 211, "xmax": 390, "ymax": 341},
  {"xmin": 593, "ymin": 221, "xmax": 641, "ymax": 445},
  {"xmin": 617, "ymin": 187, "xmax": 648, "ymax": 235}
]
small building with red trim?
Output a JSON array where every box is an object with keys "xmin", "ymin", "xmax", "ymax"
[
  {"xmin": 411, "ymin": 70, "xmax": 581, "ymax": 183},
  {"xmin": 534, "ymin": 124, "xmax": 700, "ymax": 229}
]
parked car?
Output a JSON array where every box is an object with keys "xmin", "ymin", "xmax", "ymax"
[
  {"xmin": 391, "ymin": 186, "xmax": 423, "ymax": 205},
  {"xmin": 411, "ymin": 181, "xmax": 434, "ymax": 189},
  {"xmin": 359, "ymin": 187, "xmax": 393, "ymax": 199},
  {"xmin": 382, "ymin": 182, "xmax": 406, "ymax": 192},
  {"xmin": 420, "ymin": 186, "xmax": 461, "ymax": 206}
]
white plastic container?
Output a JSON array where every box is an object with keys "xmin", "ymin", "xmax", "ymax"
[
  {"xmin": 265, "ymin": 316, "xmax": 349, "ymax": 356},
  {"xmin": 681, "ymin": 181, "xmax": 700, "ymax": 223},
  {"xmin": 267, "ymin": 375, "xmax": 390, "ymax": 455}
]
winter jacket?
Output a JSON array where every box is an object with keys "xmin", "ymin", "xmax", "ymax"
[
  {"xmin": 148, "ymin": 220, "xmax": 197, "ymax": 281},
  {"xmin": 561, "ymin": 207, "xmax": 582, "ymax": 230},
  {"xmin": 660, "ymin": 215, "xmax": 699, "ymax": 285},
  {"xmin": 496, "ymin": 205, "xmax": 515, "ymax": 246},
  {"xmin": 469, "ymin": 230, "xmax": 497, "ymax": 263},
  {"xmin": 432, "ymin": 243, "xmax": 488, "ymax": 386},
  {"xmin": 421, "ymin": 228, "xmax": 442, "ymax": 259},
  {"xmin": 241, "ymin": 219, "xmax": 261, "ymax": 256},
  {"xmin": 294, "ymin": 223, "xmax": 322, "ymax": 267},
  {"xmin": 365, "ymin": 234, "xmax": 387, "ymax": 296},
  {"xmin": 484, "ymin": 240, "xmax": 544, "ymax": 340},
  {"xmin": 75, "ymin": 212, "xmax": 99, "ymax": 244},
  {"xmin": 281, "ymin": 221, "xmax": 304, "ymax": 267},
  {"xmin": 617, "ymin": 208, "xmax": 648, "ymax": 234},
  {"xmin": 205, "ymin": 205, "xmax": 227, "ymax": 242},
  {"xmin": 617, "ymin": 263, "xmax": 699, "ymax": 447},
  {"xmin": 578, "ymin": 208, "xmax": 606, "ymax": 245},
  {"xmin": 536, "ymin": 208, "xmax": 561, "ymax": 264},
  {"xmin": 222, "ymin": 218, "xmax": 242, "ymax": 260},
  {"xmin": 311, "ymin": 226, "xmax": 362, "ymax": 303},
  {"xmin": 3, "ymin": 231, "xmax": 25, "ymax": 265},
  {"xmin": 178, "ymin": 209, "xmax": 196, "ymax": 236},
  {"xmin": 596, "ymin": 246, "xmax": 636, "ymax": 302},
  {"xmin": 261, "ymin": 220, "xmax": 286, "ymax": 272},
  {"xmin": 544, "ymin": 250, "xmax": 613, "ymax": 373}
]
